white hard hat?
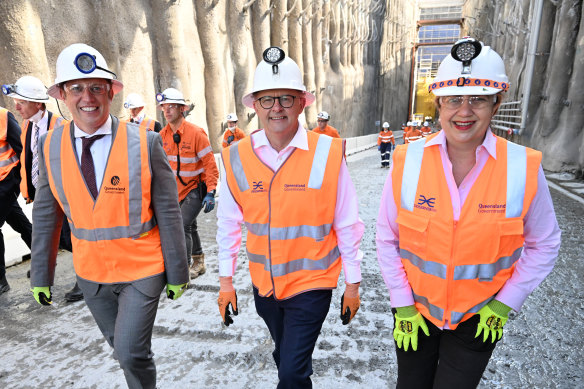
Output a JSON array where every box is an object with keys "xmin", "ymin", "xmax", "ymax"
[
  {"xmin": 429, "ymin": 37, "xmax": 509, "ymax": 96},
  {"xmin": 156, "ymin": 88, "xmax": 187, "ymax": 106},
  {"xmin": 48, "ymin": 43, "xmax": 123, "ymax": 100},
  {"xmin": 407, "ymin": 121, "xmax": 412, "ymax": 126},
  {"xmin": 423, "ymin": 121, "xmax": 429, "ymax": 126},
  {"xmin": 317, "ymin": 111, "xmax": 330, "ymax": 120},
  {"xmin": 226, "ymin": 112, "xmax": 238, "ymax": 122},
  {"xmin": 2, "ymin": 76, "xmax": 49, "ymax": 102},
  {"xmin": 242, "ymin": 47, "xmax": 315, "ymax": 108},
  {"xmin": 382, "ymin": 122, "xmax": 390, "ymax": 128},
  {"xmin": 124, "ymin": 93, "xmax": 145, "ymax": 109}
]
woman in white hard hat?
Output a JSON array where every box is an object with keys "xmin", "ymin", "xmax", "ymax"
[
  {"xmin": 124, "ymin": 93, "xmax": 162, "ymax": 132},
  {"xmin": 377, "ymin": 121, "xmax": 395, "ymax": 168},
  {"xmin": 221, "ymin": 112, "xmax": 245, "ymax": 148},
  {"xmin": 376, "ymin": 37, "xmax": 560, "ymax": 387}
]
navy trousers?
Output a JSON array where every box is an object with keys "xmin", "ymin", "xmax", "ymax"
[
  {"xmin": 380, "ymin": 142, "xmax": 392, "ymax": 167},
  {"xmin": 393, "ymin": 311, "xmax": 499, "ymax": 389},
  {"xmin": 254, "ymin": 288, "xmax": 332, "ymax": 389},
  {"xmin": 0, "ymin": 197, "xmax": 32, "ymax": 278}
]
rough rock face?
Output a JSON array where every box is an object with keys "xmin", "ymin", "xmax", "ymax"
[
  {"xmin": 465, "ymin": 0, "xmax": 584, "ymax": 176},
  {"xmin": 0, "ymin": 0, "xmax": 415, "ymax": 151}
]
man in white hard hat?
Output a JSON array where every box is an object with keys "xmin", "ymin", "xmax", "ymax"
[
  {"xmin": 421, "ymin": 121, "xmax": 432, "ymax": 137},
  {"xmin": 311, "ymin": 111, "xmax": 340, "ymax": 138},
  {"xmin": 30, "ymin": 43, "xmax": 189, "ymax": 389},
  {"xmin": 3, "ymin": 75, "xmax": 83, "ymax": 301},
  {"xmin": 377, "ymin": 37, "xmax": 560, "ymax": 387},
  {"xmin": 222, "ymin": 112, "xmax": 245, "ymax": 148},
  {"xmin": 157, "ymin": 87, "xmax": 219, "ymax": 280},
  {"xmin": 217, "ymin": 46, "xmax": 364, "ymax": 388},
  {"xmin": 377, "ymin": 121, "xmax": 394, "ymax": 168},
  {"xmin": 124, "ymin": 92, "xmax": 162, "ymax": 132}
]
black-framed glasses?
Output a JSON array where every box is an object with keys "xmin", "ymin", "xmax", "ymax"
[{"xmin": 256, "ymin": 95, "xmax": 297, "ymax": 109}]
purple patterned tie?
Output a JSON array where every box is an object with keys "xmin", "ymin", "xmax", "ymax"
[{"xmin": 81, "ymin": 135, "xmax": 105, "ymax": 199}]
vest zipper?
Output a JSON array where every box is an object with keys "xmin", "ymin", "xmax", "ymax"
[{"xmin": 445, "ymin": 219, "xmax": 458, "ymax": 326}]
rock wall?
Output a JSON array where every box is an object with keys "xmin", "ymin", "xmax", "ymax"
[
  {"xmin": 464, "ymin": 0, "xmax": 584, "ymax": 176},
  {"xmin": 0, "ymin": 0, "xmax": 415, "ymax": 151}
]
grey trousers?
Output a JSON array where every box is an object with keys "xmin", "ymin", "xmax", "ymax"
[{"xmin": 80, "ymin": 277, "xmax": 164, "ymax": 389}]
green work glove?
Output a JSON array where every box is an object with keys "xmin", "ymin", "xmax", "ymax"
[
  {"xmin": 32, "ymin": 286, "xmax": 52, "ymax": 306},
  {"xmin": 475, "ymin": 299, "xmax": 512, "ymax": 343},
  {"xmin": 166, "ymin": 283, "xmax": 188, "ymax": 300},
  {"xmin": 393, "ymin": 305, "xmax": 429, "ymax": 351}
]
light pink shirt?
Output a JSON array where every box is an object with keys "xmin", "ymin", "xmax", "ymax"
[
  {"xmin": 217, "ymin": 125, "xmax": 364, "ymax": 284},
  {"xmin": 376, "ymin": 130, "xmax": 561, "ymax": 320}
]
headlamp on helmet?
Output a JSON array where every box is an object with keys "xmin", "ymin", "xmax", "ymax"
[
  {"xmin": 2, "ymin": 84, "xmax": 15, "ymax": 96},
  {"xmin": 451, "ymin": 37, "xmax": 482, "ymax": 75},
  {"xmin": 263, "ymin": 47, "xmax": 286, "ymax": 75},
  {"xmin": 156, "ymin": 93, "xmax": 183, "ymax": 103},
  {"xmin": 74, "ymin": 53, "xmax": 118, "ymax": 79}
]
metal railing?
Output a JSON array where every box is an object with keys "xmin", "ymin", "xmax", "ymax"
[{"xmin": 491, "ymin": 100, "xmax": 522, "ymax": 137}]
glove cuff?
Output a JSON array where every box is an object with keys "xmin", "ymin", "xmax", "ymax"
[
  {"xmin": 396, "ymin": 304, "xmax": 418, "ymax": 318},
  {"xmin": 487, "ymin": 299, "xmax": 512, "ymax": 316},
  {"xmin": 219, "ymin": 276, "xmax": 235, "ymax": 292}
]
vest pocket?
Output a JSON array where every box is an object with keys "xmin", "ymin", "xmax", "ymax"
[{"xmin": 396, "ymin": 211, "xmax": 430, "ymax": 255}]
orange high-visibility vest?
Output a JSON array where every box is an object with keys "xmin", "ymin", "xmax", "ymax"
[
  {"xmin": 222, "ymin": 130, "xmax": 344, "ymax": 299},
  {"xmin": 43, "ymin": 121, "xmax": 165, "ymax": 283},
  {"xmin": 421, "ymin": 126, "xmax": 432, "ymax": 137},
  {"xmin": 391, "ymin": 134, "xmax": 541, "ymax": 329},
  {"xmin": 20, "ymin": 114, "xmax": 67, "ymax": 200},
  {"xmin": 138, "ymin": 117, "xmax": 155, "ymax": 132},
  {"xmin": 377, "ymin": 130, "xmax": 395, "ymax": 145},
  {"xmin": 311, "ymin": 124, "xmax": 340, "ymax": 138},
  {"xmin": 406, "ymin": 129, "xmax": 423, "ymax": 143},
  {"xmin": 222, "ymin": 127, "xmax": 246, "ymax": 148},
  {"xmin": 0, "ymin": 108, "xmax": 19, "ymax": 181}
]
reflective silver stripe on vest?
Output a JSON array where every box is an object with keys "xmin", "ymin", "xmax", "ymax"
[
  {"xmin": 0, "ymin": 144, "xmax": 13, "ymax": 154},
  {"xmin": 450, "ymin": 296, "xmax": 493, "ymax": 324},
  {"xmin": 506, "ymin": 141, "xmax": 526, "ymax": 218},
  {"xmin": 0, "ymin": 153, "xmax": 18, "ymax": 167},
  {"xmin": 167, "ymin": 155, "xmax": 200, "ymax": 163},
  {"xmin": 413, "ymin": 292, "xmax": 444, "ymax": 321},
  {"xmin": 229, "ymin": 141, "xmax": 250, "ymax": 192},
  {"xmin": 453, "ymin": 247, "xmax": 523, "ymax": 281},
  {"xmin": 400, "ymin": 248, "xmax": 447, "ymax": 279},
  {"xmin": 247, "ymin": 245, "xmax": 340, "ymax": 277},
  {"xmin": 307, "ymin": 135, "xmax": 333, "ymax": 190},
  {"xmin": 49, "ymin": 123, "xmax": 156, "ymax": 242},
  {"xmin": 245, "ymin": 221, "xmax": 332, "ymax": 241},
  {"xmin": 171, "ymin": 168, "xmax": 204, "ymax": 177},
  {"xmin": 400, "ymin": 138, "xmax": 425, "ymax": 211}
]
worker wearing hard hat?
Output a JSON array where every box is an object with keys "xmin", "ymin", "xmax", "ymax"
[
  {"xmin": 421, "ymin": 121, "xmax": 432, "ymax": 137},
  {"xmin": 377, "ymin": 122, "xmax": 395, "ymax": 168},
  {"xmin": 0, "ymin": 102, "xmax": 30, "ymax": 295},
  {"xmin": 405, "ymin": 121, "xmax": 423, "ymax": 144},
  {"xmin": 311, "ymin": 111, "xmax": 340, "ymax": 138},
  {"xmin": 217, "ymin": 46, "xmax": 364, "ymax": 388},
  {"xmin": 376, "ymin": 37, "xmax": 560, "ymax": 387},
  {"xmin": 222, "ymin": 112, "xmax": 245, "ymax": 148},
  {"xmin": 124, "ymin": 93, "xmax": 162, "ymax": 132},
  {"xmin": 30, "ymin": 43, "xmax": 189, "ymax": 389},
  {"xmin": 158, "ymin": 87, "xmax": 219, "ymax": 280},
  {"xmin": 403, "ymin": 121, "xmax": 413, "ymax": 144},
  {"xmin": 3, "ymin": 76, "xmax": 83, "ymax": 302}
]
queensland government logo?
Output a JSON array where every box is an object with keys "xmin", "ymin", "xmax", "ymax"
[
  {"xmin": 252, "ymin": 181, "xmax": 267, "ymax": 193},
  {"xmin": 104, "ymin": 175, "xmax": 125, "ymax": 194},
  {"xmin": 284, "ymin": 183, "xmax": 306, "ymax": 192},
  {"xmin": 414, "ymin": 194, "xmax": 436, "ymax": 212},
  {"xmin": 478, "ymin": 203, "xmax": 505, "ymax": 214}
]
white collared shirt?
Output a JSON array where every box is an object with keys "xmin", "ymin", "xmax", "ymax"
[
  {"xmin": 29, "ymin": 109, "xmax": 49, "ymax": 154},
  {"xmin": 73, "ymin": 116, "xmax": 113, "ymax": 195}
]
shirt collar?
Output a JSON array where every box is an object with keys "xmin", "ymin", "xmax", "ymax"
[
  {"xmin": 29, "ymin": 109, "xmax": 46, "ymax": 125},
  {"xmin": 425, "ymin": 128, "xmax": 497, "ymax": 159},
  {"xmin": 74, "ymin": 115, "xmax": 113, "ymax": 138},
  {"xmin": 252, "ymin": 123, "xmax": 308, "ymax": 152}
]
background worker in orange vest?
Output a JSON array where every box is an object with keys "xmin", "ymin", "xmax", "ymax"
[
  {"xmin": 376, "ymin": 37, "xmax": 560, "ymax": 388},
  {"xmin": 312, "ymin": 111, "xmax": 341, "ymax": 138},
  {"xmin": 217, "ymin": 46, "xmax": 364, "ymax": 388},
  {"xmin": 158, "ymin": 87, "xmax": 219, "ymax": 280},
  {"xmin": 403, "ymin": 121, "xmax": 413, "ymax": 144},
  {"xmin": 377, "ymin": 121, "xmax": 395, "ymax": 168},
  {"xmin": 222, "ymin": 112, "xmax": 245, "ymax": 148},
  {"xmin": 3, "ymin": 75, "xmax": 83, "ymax": 302},
  {"xmin": 0, "ymin": 105, "xmax": 31, "ymax": 295},
  {"xmin": 124, "ymin": 92, "xmax": 162, "ymax": 132},
  {"xmin": 405, "ymin": 121, "xmax": 423, "ymax": 143},
  {"xmin": 421, "ymin": 121, "xmax": 432, "ymax": 137},
  {"xmin": 30, "ymin": 43, "xmax": 189, "ymax": 389}
]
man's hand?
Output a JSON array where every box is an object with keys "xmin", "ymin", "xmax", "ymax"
[
  {"xmin": 218, "ymin": 276, "xmax": 238, "ymax": 326},
  {"xmin": 393, "ymin": 305, "xmax": 429, "ymax": 351},
  {"xmin": 166, "ymin": 283, "xmax": 188, "ymax": 300},
  {"xmin": 475, "ymin": 299, "xmax": 511, "ymax": 343},
  {"xmin": 202, "ymin": 192, "xmax": 215, "ymax": 213},
  {"xmin": 340, "ymin": 282, "xmax": 360, "ymax": 325},
  {"xmin": 32, "ymin": 286, "xmax": 52, "ymax": 305}
]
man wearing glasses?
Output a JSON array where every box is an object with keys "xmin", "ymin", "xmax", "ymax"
[
  {"xmin": 217, "ymin": 47, "xmax": 364, "ymax": 388},
  {"xmin": 30, "ymin": 43, "xmax": 189, "ymax": 389},
  {"xmin": 157, "ymin": 87, "xmax": 219, "ymax": 280},
  {"xmin": 311, "ymin": 111, "xmax": 340, "ymax": 138}
]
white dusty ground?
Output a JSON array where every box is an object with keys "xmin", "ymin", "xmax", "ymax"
[{"xmin": 1, "ymin": 147, "xmax": 583, "ymax": 389}]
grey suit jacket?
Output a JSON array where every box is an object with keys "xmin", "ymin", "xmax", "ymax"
[{"xmin": 30, "ymin": 116, "xmax": 188, "ymax": 297}]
